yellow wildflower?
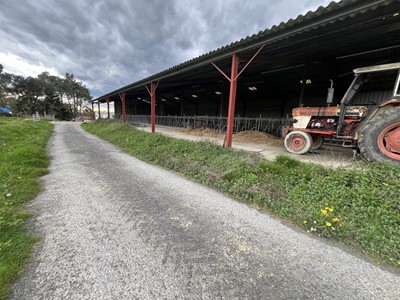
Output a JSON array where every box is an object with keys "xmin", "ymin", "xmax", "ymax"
[
  {"xmin": 321, "ymin": 209, "xmax": 328, "ymax": 215},
  {"xmin": 328, "ymin": 207, "xmax": 334, "ymax": 212},
  {"xmin": 332, "ymin": 217, "xmax": 340, "ymax": 222},
  {"xmin": 326, "ymin": 222, "xmax": 332, "ymax": 227},
  {"xmin": 303, "ymin": 220, "xmax": 308, "ymax": 224}
]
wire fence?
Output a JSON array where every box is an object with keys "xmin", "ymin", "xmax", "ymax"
[{"xmin": 117, "ymin": 115, "xmax": 293, "ymax": 136}]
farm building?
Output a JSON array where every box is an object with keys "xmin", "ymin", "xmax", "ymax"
[{"xmin": 93, "ymin": 0, "xmax": 400, "ymax": 147}]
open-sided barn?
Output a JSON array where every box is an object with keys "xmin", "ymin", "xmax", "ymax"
[{"xmin": 93, "ymin": 0, "xmax": 400, "ymax": 148}]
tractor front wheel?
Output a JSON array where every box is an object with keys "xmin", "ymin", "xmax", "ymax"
[
  {"xmin": 358, "ymin": 106, "xmax": 400, "ymax": 164},
  {"xmin": 284, "ymin": 131, "xmax": 312, "ymax": 154}
]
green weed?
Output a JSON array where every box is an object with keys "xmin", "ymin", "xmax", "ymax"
[
  {"xmin": 0, "ymin": 118, "xmax": 53, "ymax": 298},
  {"xmin": 83, "ymin": 120, "xmax": 400, "ymax": 267}
]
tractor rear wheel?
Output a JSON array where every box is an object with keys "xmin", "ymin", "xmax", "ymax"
[
  {"xmin": 358, "ymin": 106, "xmax": 400, "ymax": 164},
  {"xmin": 284, "ymin": 131, "xmax": 312, "ymax": 154},
  {"xmin": 310, "ymin": 135, "xmax": 324, "ymax": 150}
]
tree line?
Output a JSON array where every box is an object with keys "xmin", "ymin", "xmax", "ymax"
[{"xmin": 0, "ymin": 64, "xmax": 92, "ymax": 119}]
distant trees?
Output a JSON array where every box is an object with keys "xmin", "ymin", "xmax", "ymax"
[
  {"xmin": 63, "ymin": 73, "xmax": 92, "ymax": 118},
  {"xmin": 0, "ymin": 64, "xmax": 92, "ymax": 119},
  {"xmin": 0, "ymin": 64, "xmax": 13, "ymax": 108}
]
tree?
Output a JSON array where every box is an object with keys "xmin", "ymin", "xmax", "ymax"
[
  {"xmin": 37, "ymin": 72, "xmax": 64, "ymax": 115},
  {"xmin": 14, "ymin": 76, "xmax": 45, "ymax": 114},
  {"xmin": 0, "ymin": 64, "xmax": 93, "ymax": 120},
  {"xmin": 63, "ymin": 73, "xmax": 92, "ymax": 118},
  {"xmin": 0, "ymin": 64, "xmax": 13, "ymax": 107}
]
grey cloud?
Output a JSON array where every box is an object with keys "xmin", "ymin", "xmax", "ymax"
[{"xmin": 0, "ymin": 0, "xmax": 333, "ymax": 97}]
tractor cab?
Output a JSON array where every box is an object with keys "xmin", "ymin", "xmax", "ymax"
[{"xmin": 284, "ymin": 62, "xmax": 400, "ymax": 165}]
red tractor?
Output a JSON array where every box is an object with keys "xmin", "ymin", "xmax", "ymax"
[{"xmin": 284, "ymin": 63, "xmax": 400, "ymax": 165}]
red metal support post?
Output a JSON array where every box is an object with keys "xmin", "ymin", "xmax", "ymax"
[
  {"xmin": 119, "ymin": 92, "xmax": 126, "ymax": 123},
  {"xmin": 225, "ymin": 54, "xmax": 239, "ymax": 148},
  {"xmin": 150, "ymin": 82, "xmax": 156, "ymax": 133},
  {"xmin": 97, "ymin": 101, "xmax": 101, "ymax": 119},
  {"xmin": 145, "ymin": 81, "xmax": 159, "ymax": 133},
  {"xmin": 106, "ymin": 97, "xmax": 110, "ymax": 119},
  {"xmin": 211, "ymin": 44, "xmax": 266, "ymax": 148}
]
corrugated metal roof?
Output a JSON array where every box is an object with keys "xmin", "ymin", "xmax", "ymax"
[{"xmin": 95, "ymin": 0, "xmax": 398, "ymax": 101}]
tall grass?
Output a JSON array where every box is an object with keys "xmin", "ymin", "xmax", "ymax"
[
  {"xmin": 83, "ymin": 120, "xmax": 400, "ymax": 267},
  {"xmin": 0, "ymin": 118, "xmax": 53, "ymax": 298}
]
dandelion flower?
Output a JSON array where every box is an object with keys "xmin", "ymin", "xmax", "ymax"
[
  {"xmin": 321, "ymin": 209, "xmax": 328, "ymax": 215},
  {"xmin": 326, "ymin": 222, "xmax": 332, "ymax": 227},
  {"xmin": 328, "ymin": 207, "xmax": 334, "ymax": 212},
  {"xmin": 303, "ymin": 220, "xmax": 308, "ymax": 224},
  {"xmin": 332, "ymin": 217, "xmax": 340, "ymax": 222}
]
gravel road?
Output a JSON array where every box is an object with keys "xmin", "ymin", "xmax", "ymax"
[{"xmin": 11, "ymin": 122, "xmax": 400, "ymax": 300}]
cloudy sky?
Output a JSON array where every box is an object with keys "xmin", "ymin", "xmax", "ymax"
[{"xmin": 0, "ymin": 0, "xmax": 333, "ymax": 98}]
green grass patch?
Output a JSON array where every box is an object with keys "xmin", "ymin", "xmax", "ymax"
[
  {"xmin": 83, "ymin": 120, "xmax": 400, "ymax": 267},
  {"xmin": 0, "ymin": 118, "xmax": 53, "ymax": 298}
]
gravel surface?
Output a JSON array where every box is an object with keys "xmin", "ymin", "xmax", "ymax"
[{"xmin": 11, "ymin": 122, "xmax": 400, "ymax": 300}]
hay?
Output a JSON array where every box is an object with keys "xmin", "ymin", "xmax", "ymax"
[
  {"xmin": 180, "ymin": 128, "xmax": 225, "ymax": 138},
  {"xmin": 233, "ymin": 131, "xmax": 283, "ymax": 145},
  {"xmin": 180, "ymin": 128, "xmax": 283, "ymax": 145}
]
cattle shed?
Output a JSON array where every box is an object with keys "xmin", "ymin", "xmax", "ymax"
[{"xmin": 93, "ymin": 0, "xmax": 400, "ymax": 146}]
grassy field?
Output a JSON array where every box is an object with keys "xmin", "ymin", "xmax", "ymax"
[
  {"xmin": 83, "ymin": 120, "xmax": 400, "ymax": 267},
  {"xmin": 0, "ymin": 118, "xmax": 53, "ymax": 298}
]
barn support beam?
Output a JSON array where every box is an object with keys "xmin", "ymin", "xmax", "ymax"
[
  {"xmin": 211, "ymin": 44, "xmax": 265, "ymax": 148},
  {"xmin": 106, "ymin": 97, "xmax": 110, "ymax": 119},
  {"xmin": 91, "ymin": 102, "xmax": 95, "ymax": 120},
  {"xmin": 119, "ymin": 92, "xmax": 126, "ymax": 123},
  {"xmin": 226, "ymin": 54, "xmax": 239, "ymax": 148},
  {"xmin": 181, "ymin": 90, "xmax": 184, "ymax": 116},
  {"xmin": 145, "ymin": 81, "xmax": 159, "ymax": 133},
  {"xmin": 97, "ymin": 101, "xmax": 101, "ymax": 119},
  {"xmin": 298, "ymin": 63, "xmax": 309, "ymax": 107}
]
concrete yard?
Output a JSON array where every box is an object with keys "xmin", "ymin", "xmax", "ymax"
[{"xmin": 135, "ymin": 124, "xmax": 356, "ymax": 168}]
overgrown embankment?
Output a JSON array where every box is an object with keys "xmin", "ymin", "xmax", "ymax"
[
  {"xmin": 83, "ymin": 120, "xmax": 400, "ymax": 267},
  {"xmin": 0, "ymin": 118, "xmax": 53, "ymax": 298}
]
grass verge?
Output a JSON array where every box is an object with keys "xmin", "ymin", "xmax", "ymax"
[
  {"xmin": 83, "ymin": 120, "xmax": 400, "ymax": 267},
  {"xmin": 0, "ymin": 118, "xmax": 53, "ymax": 298}
]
